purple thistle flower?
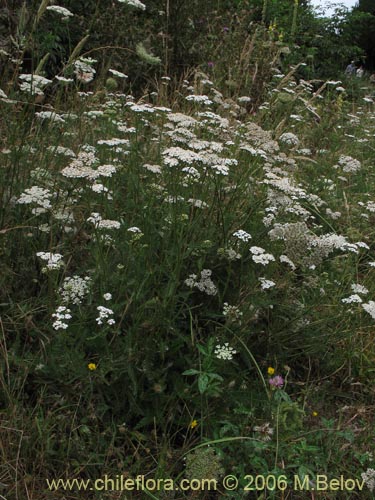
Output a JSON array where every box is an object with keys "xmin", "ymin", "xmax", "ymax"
[
  {"xmin": 269, "ymin": 375, "xmax": 284, "ymax": 389},
  {"xmin": 207, "ymin": 61, "xmax": 214, "ymax": 68}
]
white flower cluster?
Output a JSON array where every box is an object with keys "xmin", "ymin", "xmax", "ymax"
[
  {"xmin": 35, "ymin": 111, "xmax": 65, "ymax": 123},
  {"xmin": 336, "ymin": 155, "xmax": 361, "ymax": 173},
  {"xmin": 143, "ymin": 163, "xmax": 162, "ymax": 174},
  {"xmin": 185, "ymin": 95, "xmax": 213, "ymax": 105},
  {"xmin": 74, "ymin": 58, "xmax": 96, "ymax": 83},
  {"xmin": 87, "ymin": 212, "xmax": 121, "ymax": 230},
  {"xmin": 52, "ymin": 306, "xmax": 72, "ymax": 330},
  {"xmin": 46, "ymin": 6, "xmax": 74, "ymax": 18},
  {"xmin": 233, "ymin": 230, "xmax": 252, "ymax": 242},
  {"xmin": 211, "ymin": 164, "xmax": 229, "ymax": 175},
  {"xmin": 351, "ymin": 284, "xmax": 369, "ymax": 295},
  {"xmin": 218, "ymin": 247, "xmax": 241, "ymax": 261},
  {"xmin": 214, "ymin": 343, "xmax": 237, "ymax": 360},
  {"xmin": 223, "ymin": 303, "xmax": 243, "ymax": 323},
  {"xmin": 279, "ymin": 132, "xmax": 299, "ymax": 147},
  {"xmin": 342, "ymin": 294, "xmax": 362, "ymax": 304},
  {"xmin": 280, "ymin": 254, "xmax": 296, "ymax": 270},
  {"xmin": 259, "ymin": 277, "xmax": 276, "ymax": 290},
  {"xmin": 59, "ymin": 276, "xmax": 91, "ymax": 305},
  {"xmin": 361, "ymin": 468, "xmax": 375, "ymax": 492},
  {"xmin": 17, "ymin": 186, "xmax": 52, "ymax": 214},
  {"xmin": 187, "ymin": 198, "xmax": 209, "ymax": 209},
  {"xmin": 117, "ymin": 0, "xmax": 146, "ymax": 10},
  {"xmin": 36, "ymin": 252, "xmax": 64, "ymax": 272},
  {"xmin": 19, "ymin": 74, "xmax": 52, "ymax": 96},
  {"xmin": 61, "ymin": 151, "xmax": 98, "ymax": 179},
  {"xmin": 362, "ymin": 301, "xmax": 375, "ymax": 319},
  {"xmin": 96, "ymin": 306, "xmax": 115, "ymax": 326},
  {"xmin": 97, "ymin": 138, "xmax": 129, "ymax": 147},
  {"xmin": 250, "ymin": 246, "xmax": 275, "ymax": 266},
  {"xmin": 185, "ymin": 269, "xmax": 218, "ymax": 296},
  {"xmin": 47, "ymin": 145, "xmax": 75, "ymax": 157},
  {"xmin": 109, "ymin": 69, "xmax": 128, "ymax": 79}
]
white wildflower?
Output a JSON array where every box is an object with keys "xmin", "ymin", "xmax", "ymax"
[
  {"xmin": 17, "ymin": 186, "xmax": 52, "ymax": 210},
  {"xmin": 52, "ymin": 306, "xmax": 72, "ymax": 330},
  {"xmin": 109, "ymin": 69, "xmax": 128, "ymax": 78},
  {"xmin": 279, "ymin": 132, "xmax": 299, "ymax": 147},
  {"xmin": 280, "ymin": 255, "xmax": 296, "ymax": 270},
  {"xmin": 185, "ymin": 269, "xmax": 217, "ymax": 296},
  {"xmin": 35, "ymin": 111, "xmax": 65, "ymax": 123},
  {"xmin": 36, "ymin": 252, "xmax": 64, "ymax": 271},
  {"xmin": 59, "ymin": 276, "xmax": 91, "ymax": 305},
  {"xmin": 96, "ymin": 305, "xmax": 115, "ymax": 326},
  {"xmin": 362, "ymin": 468, "xmax": 375, "ymax": 492},
  {"xmin": 233, "ymin": 230, "xmax": 252, "ymax": 242},
  {"xmin": 214, "ymin": 343, "xmax": 237, "ymax": 360},
  {"xmin": 223, "ymin": 303, "xmax": 243, "ymax": 323},
  {"xmin": 351, "ymin": 284, "xmax": 369, "ymax": 295},
  {"xmin": 362, "ymin": 301, "xmax": 375, "ymax": 319},
  {"xmin": 185, "ymin": 95, "xmax": 213, "ymax": 105},
  {"xmin": 46, "ymin": 6, "xmax": 74, "ymax": 18},
  {"xmin": 259, "ymin": 278, "xmax": 276, "ymax": 290},
  {"xmin": 342, "ymin": 294, "xmax": 362, "ymax": 304},
  {"xmin": 117, "ymin": 0, "xmax": 146, "ymax": 10}
]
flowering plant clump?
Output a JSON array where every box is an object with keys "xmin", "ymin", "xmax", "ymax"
[{"xmin": 4, "ymin": 26, "xmax": 375, "ymax": 494}]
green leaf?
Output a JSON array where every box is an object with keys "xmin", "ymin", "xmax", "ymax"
[
  {"xmin": 182, "ymin": 369, "xmax": 200, "ymax": 376},
  {"xmin": 198, "ymin": 373, "xmax": 209, "ymax": 394}
]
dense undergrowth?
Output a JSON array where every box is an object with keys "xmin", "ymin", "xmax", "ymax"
[{"xmin": 1, "ymin": 2, "xmax": 375, "ymax": 500}]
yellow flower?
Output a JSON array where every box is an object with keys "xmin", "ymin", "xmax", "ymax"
[
  {"xmin": 88, "ymin": 363, "xmax": 97, "ymax": 371},
  {"xmin": 190, "ymin": 420, "xmax": 198, "ymax": 429},
  {"xmin": 312, "ymin": 411, "xmax": 318, "ymax": 417},
  {"xmin": 267, "ymin": 366, "xmax": 275, "ymax": 375}
]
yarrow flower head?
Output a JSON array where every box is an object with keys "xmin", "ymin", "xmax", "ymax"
[
  {"xmin": 52, "ymin": 306, "xmax": 72, "ymax": 330},
  {"xmin": 19, "ymin": 74, "xmax": 52, "ymax": 95},
  {"xmin": 233, "ymin": 230, "xmax": 252, "ymax": 242},
  {"xmin": 17, "ymin": 186, "xmax": 52, "ymax": 214},
  {"xmin": 185, "ymin": 269, "xmax": 217, "ymax": 296},
  {"xmin": 96, "ymin": 305, "xmax": 115, "ymax": 326},
  {"xmin": 250, "ymin": 246, "xmax": 275, "ymax": 266},
  {"xmin": 362, "ymin": 301, "xmax": 375, "ymax": 320},
  {"xmin": 279, "ymin": 132, "xmax": 299, "ymax": 147},
  {"xmin": 36, "ymin": 252, "xmax": 64, "ymax": 272},
  {"xmin": 214, "ymin": 343, "xmax": 237, "ymax": 360},
  {"xmin": 117, "ymin": 0, "xmax": 146, "ymax": 10},
  {"xmin": 361, "ymin": 468, "xmax": 375, "ymax": 492}
]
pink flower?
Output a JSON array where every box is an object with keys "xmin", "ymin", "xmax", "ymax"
[{"xmin": 269, "ymin": 375, "xmax": 284, "ymax": 389}]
